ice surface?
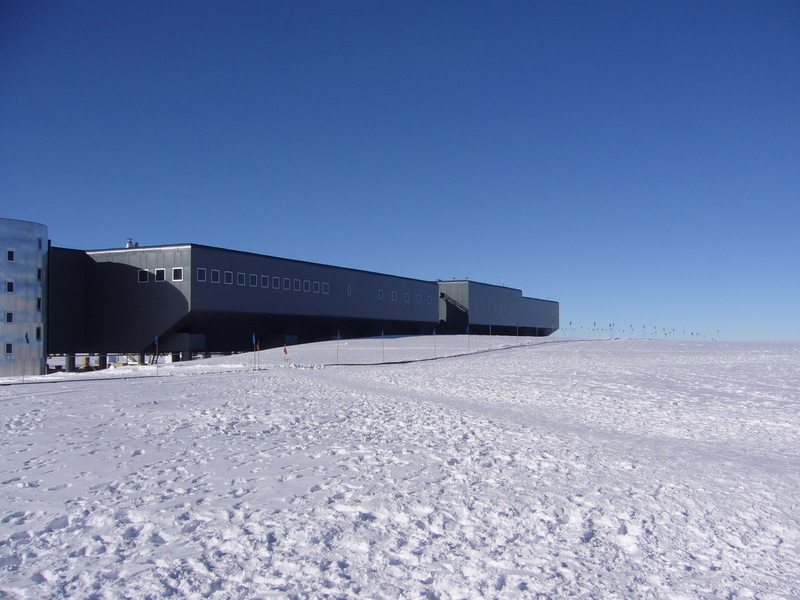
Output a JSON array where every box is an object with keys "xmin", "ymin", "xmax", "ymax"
[{"xmin": 1, "ymin": 337, "xmax": 799, "ymax": 599}]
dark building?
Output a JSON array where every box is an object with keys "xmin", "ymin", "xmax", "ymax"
[
  {"xmin": 45, "ymin": 240, "xmax": 559, "ymax": 361},
  {"xmin": 438, "ymin": 280, "xmax": 559, "ymax": 336},
  {"xmin": 49, "ymin": 244, "xmax": 443, "ymax": 356}
]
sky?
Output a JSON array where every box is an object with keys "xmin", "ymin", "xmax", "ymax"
[{"xmin": 1, "ymin": 1, "xmax": 798, "ymax": 341}]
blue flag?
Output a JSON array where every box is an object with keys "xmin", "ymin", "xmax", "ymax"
[
  {"xmin": 25, "ymin": 332, "xmax": 29, "ymax": 344},
  {"xmin": 252, "ymin": 332, "xmax": 256, "ymax": 345},
  {"xmin": 154, "ymin": 335, "xmax": 158, "ymax": 346},
  {"xmin": 466, "ymin": 325, "xmax": 469, "ymax": 334}
]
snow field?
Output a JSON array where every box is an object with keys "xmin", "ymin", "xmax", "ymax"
[{"xmin": 1, "ymin": 338, "xmax": 799, "ymax": 599}]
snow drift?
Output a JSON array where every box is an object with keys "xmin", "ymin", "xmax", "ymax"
[{"xmin": 1, "ymin": 337, "xmax": 798, "ymax": 599}]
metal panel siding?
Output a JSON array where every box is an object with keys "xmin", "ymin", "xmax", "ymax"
[
  {"xmin": 523, "ymin": 296, "xmax": 560, "ymax": 331},
  {"xmin": 438, "ymin": 280, "xmax": 559, "ymax": 332},
  {"xmin": 48, "ymin": 247, "xmax": 92, "ymax": 354},
  {"xmin": 82, "ymin": 247, "xmax": 193, "ymax": 351},
  {"xmin": 0, "ymin": 218, "xmax": 48, "ymax": 376},
  {"xmin": 438, "ymin": 281, "xmax": 471, "ymax": 307},
  {"xmin": 190, "ymin": 246, "xmax": 439, "ymax": 324},
  {"xmin": 87, "ymin": 247, "xmax": 192, "ymax": 309}
]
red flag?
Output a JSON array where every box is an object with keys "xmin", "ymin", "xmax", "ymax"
[
  {"xmin": 283, "ymin": 345, "xmax": 287, "ymax": 355},
  {"xmin": 256, "ymin": 341, "xmax": 260, "ymax": 351}
]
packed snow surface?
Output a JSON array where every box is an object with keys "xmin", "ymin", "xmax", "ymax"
[{"xmin": 1, "ymin": 337, "xmax": 799, "ymax": 599}]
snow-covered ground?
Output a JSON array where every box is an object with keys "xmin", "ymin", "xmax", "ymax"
[{"xmin": 1, "ymin": 337, "xmax": 798, "ymax": 599}]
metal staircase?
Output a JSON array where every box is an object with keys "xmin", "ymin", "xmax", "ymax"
[{"xmin": 439, "ymin": 292, "xmax": 468, "ymax": 314}]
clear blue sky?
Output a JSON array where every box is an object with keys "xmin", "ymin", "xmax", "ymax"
[{"xmin": 2, "ymin": 1, "xmax": 798, "ymax": 340}]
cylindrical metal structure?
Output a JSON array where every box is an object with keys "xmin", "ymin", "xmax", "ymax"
[{"xmin": 0, "ymin": 218, "xmax": 48, "ymax": 377}]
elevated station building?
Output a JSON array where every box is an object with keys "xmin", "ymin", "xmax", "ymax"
[
  {"xmin": 2, "ymin": 218, "xmax": 559, "ymax": 374},
  {"xmin": 48, "ymin": 243, "xmax": 442, "ymax": 357}
]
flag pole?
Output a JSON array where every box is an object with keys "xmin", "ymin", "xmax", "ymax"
[{"xmin": 22, "ymin": 332, "xmax": 29, "ymax": 383}]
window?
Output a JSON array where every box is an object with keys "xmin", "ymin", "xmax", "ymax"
[
  {"xmin": 293, "ymin": 279, "xmax": 301, "ymax": 292},
  {"xmin": 237, "ymin": 272, "xmax": 245, "ymax": 286},
  {"xmin": 323, "ymin": 282, "xmax": 330, "ymax": 295},
  {"xmin": 37, "ymin": 297, "xmax": 42, "ymax": 311},
  {"xmin": 261, "ymin": 275, "xmax": 269, "ymax": 288},
  {"xmin": 344, "ymin": 285, "xmax": 349, "ymax": 296},
  {"xmin": 5, "ymin": 312, "xmax": 12, "ymax": 323},
  {"xmin": 5, "ymin": 281, "xmax": 13, "ymax": 293},
  {"xmin": 378, "ymin": 289, "xmax": 384, "ymax": 300},
  {"xmin": 417, "ymin": 294, "xmax": 422, "ymax": 303},
  {"xmin": 4, "ymin": 342, "xmax": 11, "ymax": 355},
  {"xmin": 283, "ymin": 278, "xmax": 290, "ymax": 290},
  {"xmin": 172, "ymin": 268, "xmax": 183, "ymax": 281},
  {"xmin": 138, "ymin": 270, "xmax": 149, "ymax": 283},
  {"xmin": 405, "ymin": 293, "xmax": 410, "ymax": 302},
  {"xmin": 273, "ymin": 276, "xmax": 281, "ymax": 289},
  {"xmin": 303, "ymin": 280, "xmax": 311, "ymax": 292},
  {"xmin": 391, "ymin": 291, "xmax": 397, "ymax": 301},
  {"xmin": 37, "ymin": 268, "xmax": 43, "ymax": 281},
  {"xmin": 38, "ymin": 238, "xmax": 43, "ymax": 250},
  {"xmin": 197, "ymin": 268, "xmax": 207, "ymax": 282},
  {"xmin": 313, "ymin": 281, "xmax": 320, "ymax": 293},
  {"xmin": 6, "ymin": 249, "xmax": 14, "ymax": 262},
  {"xmin": 224, "ymin": 271, "xmax": 233, "ymax": 285},
  {"xmin": 250, "ymin": 274, "xmax": 258, "ymax": 287},
  {"xmin": 155, "ymin": 269, "xmax": 166, "ymax": 282},
  {"xmin": 35, "ymin": 327, "xmax": 42, "ymax": 341}
]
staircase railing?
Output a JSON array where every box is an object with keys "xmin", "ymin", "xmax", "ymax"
[{"xmin": 439, "ymin": 292, "xmax": 468, "ymax": 314}]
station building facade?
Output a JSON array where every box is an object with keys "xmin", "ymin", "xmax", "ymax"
[
  {"xmin": 3, "ymin": 218, "xmax": 559, "ymax": 375},
  {"xmin": 48, "ymin": 243, "xmax": 442, "ymax": 357}
]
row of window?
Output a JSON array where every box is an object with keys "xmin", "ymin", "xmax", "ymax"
[
  {"xmin": 138, "ymin": 267, "xmax": 335, "ymax": 295},
  {"xmin": 1, "ymin": 239, "xmax": 44, "ymax": 261},
  {"xmin": 377, "ymin": 290, "xmax": 431, "ymax": 304},
  {"xmin": 136, "ymin": 267, "xmax": 435, "ymax": 305},
  {"xmin": 2, "ymin": 281, "xmax": 43, "ymax": 306},
  {"xmin": 3, "ymin": 248, "xmax": 45, "ymax": 262},
  {"xmin": 138, "ymin": 267, "xmax": 183, "ymax": 283},
  {"xmin": 4, "ymin": 307, "xmax": 43, "ymax": 323},
  {"xmin": 3, "ymin": 328, "xmax": 42, "ymax": 354},
  {"xmin": 197, "ymin": 268, "xmax": 333, "ymax": 294},
  {"xmin": 2, "ymin": 270, "xmax": 43, "ymax": 293}
]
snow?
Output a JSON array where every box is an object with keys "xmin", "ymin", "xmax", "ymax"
[{"xmin": 1, "ymin": 337, "xmax": 799, "ymax": 599}]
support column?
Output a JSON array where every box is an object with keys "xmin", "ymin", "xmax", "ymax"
[
  {"xmin": 65, "ymin": 354, "xmax": 76, "ymax": 373},
  {"xmin": 170, "ymin": 352, "xmax": 181, "ymax": 362},
  {"xmin": 181, "ymin": 351, "xmax": 192, "ymax": 362},
  {"xmin": 138, "ymin": 352, "xmax": 145, "ymax": 365},
  {"xmin": 98, "ymin": 355, "xmax": 108, "ymax": 370}
]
